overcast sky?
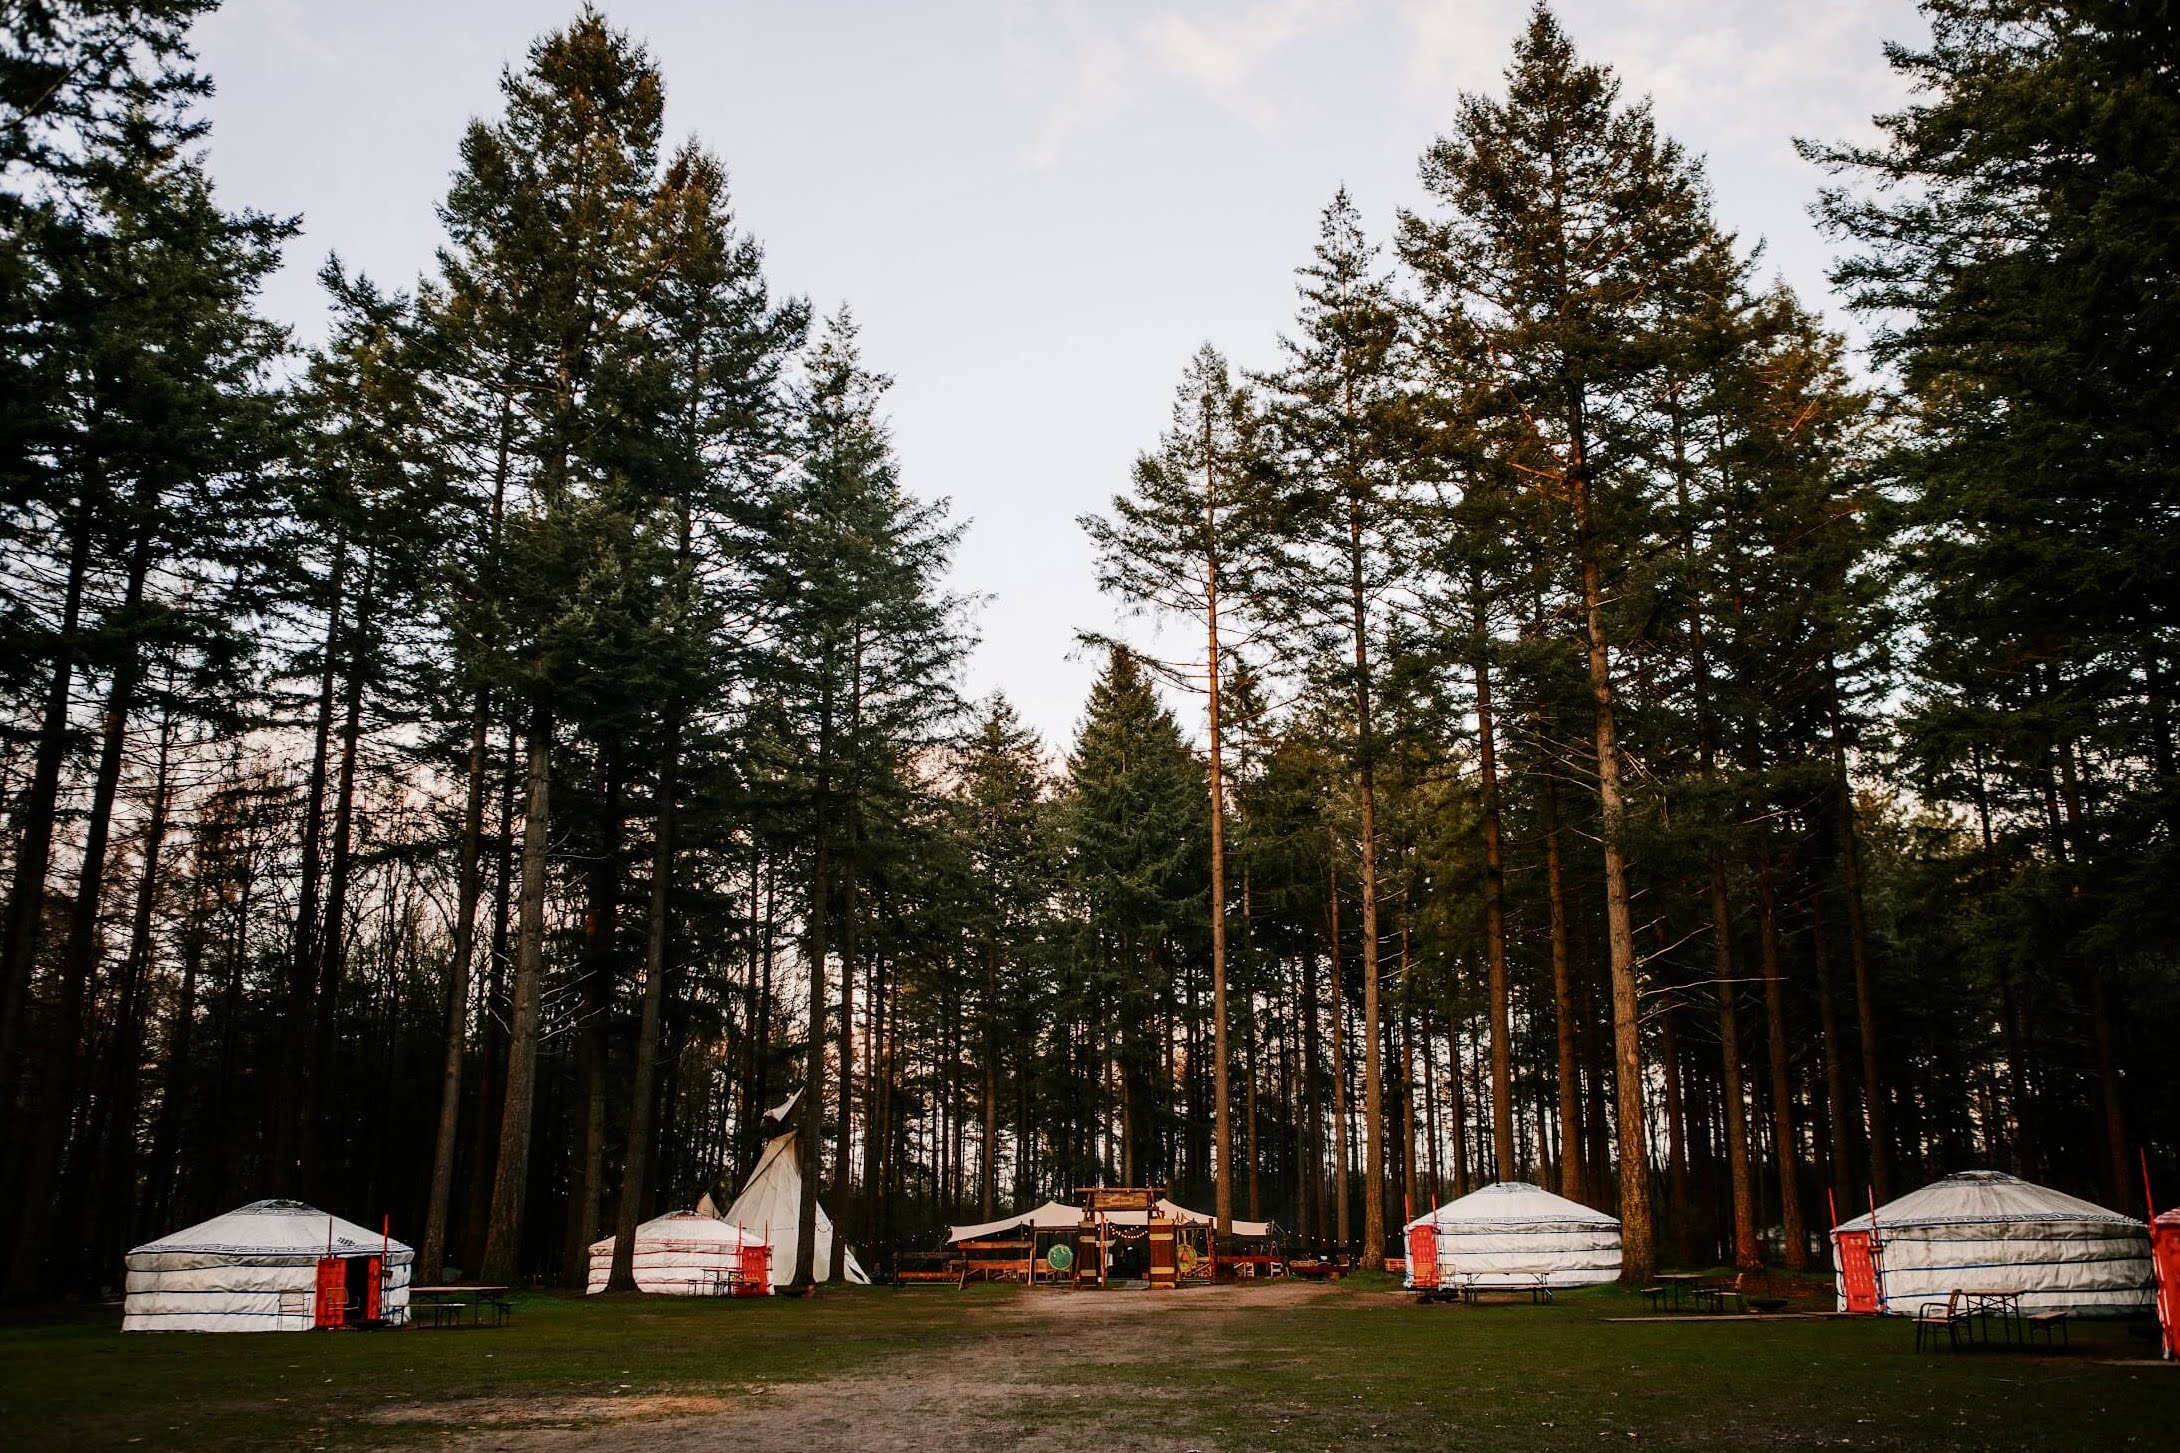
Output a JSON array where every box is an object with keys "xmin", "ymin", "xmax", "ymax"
[{"xmin": 191, "ymin": 0, "xmax": 1925, "ymax": 751}]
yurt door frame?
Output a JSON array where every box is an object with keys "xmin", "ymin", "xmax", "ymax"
[{"xmin": 313, "ymin": 1254, "xmax": 384, "ymax": 1328}]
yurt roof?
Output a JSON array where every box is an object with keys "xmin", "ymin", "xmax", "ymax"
[
  {"xmin": 129, "ymin": 1199, "xmax": 409, "ymax": 1260},
  {"xmin": 1405, "ymin": 1181, "xmax": 1620, "ymax": 1231},
  {"xmin": 588, "ymin": 1210, "xmax": 762, "ymax": 1257},
  {"xmin": 1834, "ymin": 1170, "xmax": 2139, "ymax": 1232}
]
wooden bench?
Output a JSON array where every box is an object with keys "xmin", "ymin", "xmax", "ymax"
[
  {"xmin": 1458, "ymin": 1277, "xmax": 1553, "ymax": 1306},
  {"xmin": 2025, "ymin": 1309, "xmax": 2071, "ymax": 1348},
  {"xmin": 894, "ymin": 1250, "xmax": 961, "ymax": 1285},
  {"xmin": 957, "ymin": 1239, "xmax": 1034, "ymax": 1285}
]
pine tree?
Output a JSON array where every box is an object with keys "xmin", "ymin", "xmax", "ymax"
[
  {"xmin": 1, "ymin": 98, "xmax": 288, "ymax": 1298},
  {"xmin": 757, "ymin": 308, "xmax": 963, "ymax": 1283},
  {"xmin": 1262, "ymin": 190, "xmax": 1420, "ymax": 1267},
  {"xmin": 1086, "ymin": 342, "xmax": 1271, "ymax": 1236},
  {"xmin": 1809, "ymin": 0, "xmax": 2180, "ymax": 1213},
  {"xmin": 1399, "ymin": 4, "xmax": 1725, "ymax": 1280}
]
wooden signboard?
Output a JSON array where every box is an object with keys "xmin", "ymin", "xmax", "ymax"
[{"xmin": 1079, "ymin": 1187, "xmax": 1157, "ymax": 1214}]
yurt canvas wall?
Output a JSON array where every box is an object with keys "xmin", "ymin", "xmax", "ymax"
[
  {"xmin": 586, "ymin": 1211, "xmax": 767, "ymax": 1295},
  {"xmin": 720, "ymin": 1131, "xmax": 870, "ymax": 1287},
  {"xmin": 124, "ymin": 1199, "xmax": 412, "ymax": 1332},
  {"xmin": 1830, "ymin": 1170, "xmax": 2153, "ymax": 1316},
  {"xmin": 1404, "ymin": 1181, "xmax": 1621, "ymax": 1289}
]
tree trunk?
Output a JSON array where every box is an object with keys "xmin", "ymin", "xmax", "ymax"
[
  {"xmin": 1207, "ymin": 521, "xmax": 1233, "ymax": 1237},
  {"xmin": 1473, "ymin": 604, "xmax": 1515, "ymax": 1184},
  {"xmin": 1349, "ymin": 494, "xmax": 1386, "ymax": 1267},
  {"xmin": 1327, "ymin": 845, "xmax": 1349, "ymax": 1249},
  {"xmin": 4, "ymin": 497, "xmax": 155, "ymax": 1301},
  {"xmin": 462, "ymin": 718, "xmax": 520, "ymax": 1276},
  {"xmin": 271, "ymin": 527, "xmax": 348, "ymax": 1195},
  {"xmin": 831, "ymin": 832, "xmax": 857, "ymax": 1281},
  {"xmin": 1810, "ymin": 890, "xmax": 1855, "ymax": 1235},
  {"xmin": 0, "ymin": 497, "xmax": 93, "ymax": 1121},
  {"xmin": 1659, "ymin": 1002, "xmax": 1693, "ymax": 1267},
  {"xmin": 1542, "ymin": 771, "xmax": 1583, "ymax": 1203},
  {"xmin": 422, "ymin": 692, "xmax": 490, "ymax": 1283},
  {"xmin": 609, "ymin": 709, "xmax": 679, "ymax": 1291},
  {"xmin": 1711, "ymin": 850, "xmax": 1761, "ymax": 1269},
  {"xmin": 795, "ymin": 728, "xmax": 832, "ymax": 1288},
  {"xmin": 1756, "ymin": 849, "xmax": 1807, "ymax": 1270},
  {"xmin": 564, "ymin": 757, "xmax": 623, "ymax": 1287},
  {"xmin": 1569, "ymin": 456, "xmax": 1652, "ymax": 1282},
  {"xmin": 88, "ymin": 709, "xmax": 176, "ymax": 1277},
  {"xmin": 1826, "ymin": 662, "xmax": 1890, "ymax": 1204},
  {"xmin": 480, "ymin": 697, "xmax": 554, "ymax": 1287},
  {"xmin": 309, "ymin": 551, "xmax": 377, "ymax": 1192}
]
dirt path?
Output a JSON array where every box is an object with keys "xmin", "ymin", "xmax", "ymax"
[{"xmin": 381, "ymin": 1283, "xmax": 1341, "ymax": 1452}]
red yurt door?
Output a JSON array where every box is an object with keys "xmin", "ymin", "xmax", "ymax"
[
  {"xmin": 1836, "ymin": 1231, "xmax": 1883, "ymax": 1314},
  {"xmin": 313, "ymin": 1258, "xmax": 347, "ymax": 1329},
  {"xmin": 2152, "ymin": 1210, "xmax": 2180, "ymax": 1358},
  {"xmin": 736, "ymin": 1242, "xmax": 772, "ymax": 1296},
  {"xmin": 1407, "ymin": 1225, "xmax": 1439, "ymax": 1289}
]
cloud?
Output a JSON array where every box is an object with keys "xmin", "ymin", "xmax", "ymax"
[
  {"xmin": 1000, "ymin": 1, "xmax": 1140, "ymax": 170},
  {"xmin": 1141, "ymin": 0, "xmax": 1348, "ymax": 96},
  {"xmin": 1402, "ymin": 0, "xmax": 1520, "ymax": 98}
]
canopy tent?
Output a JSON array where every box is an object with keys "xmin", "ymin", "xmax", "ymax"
[
  {"xmin": 950, "ymin": 1197, "xmax": 1277, "ymax": 1242},
  {"xmin": 1830, "ymin": 1170, "xmax": 2153, "ymax": 1316},
  {"xmin": 718, "ymin": 1129, "xmax": 870, "ymax": 1288},
  {"xmin": 1130, "ymin": 1199, "xmax": 1278, "ymax": 1239},
  {"xmin": 946, "ymin": 1200, "xmax": 1084, "ymax": 1244},
  {"xmin": 124, "ymin": 1199, "xmax": 412, "ymax": 1332},
  {"xmin": 1403, "ymin": 1181, "xmax": 1621, "ymax": 1289},
  {"xmin": 585, "ymin": 1211, "xmax": 768, "ymax": 1296}
]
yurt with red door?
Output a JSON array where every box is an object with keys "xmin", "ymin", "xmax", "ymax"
[
  {"xmin": 1829, "ymin": 1171, "xmax": 2153, "ymax": 1316},
  {"xmin": 1403, "ymin": 1181, "xmax": 1621, "ymax": 1290},
  {"xmin": 123, "ymin": 1199, "xmax": 412, "ymax": 1331},
  {"xmin": 586, "ymin": 1210, "xmax": 771, "ymax": 1296}
]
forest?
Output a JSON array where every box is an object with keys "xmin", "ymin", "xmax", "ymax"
[{"xmin": 2, "ymin": 0, "xmax": 2175, "ymax": 1302}]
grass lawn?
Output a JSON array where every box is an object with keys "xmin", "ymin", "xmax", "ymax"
[{"xmin": 0, "ymin": 1278, "xmax": 2170, "ymax": 1451}]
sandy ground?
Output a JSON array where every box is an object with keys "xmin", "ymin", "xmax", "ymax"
[{"xmin": 373, "ymin": 1282, "xmax": 1341, "ymax": 1452}]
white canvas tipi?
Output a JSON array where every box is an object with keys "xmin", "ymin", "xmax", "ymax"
[{"xmin": 718, "ymin": 1094, "xmax": 869, "ymax": 1288}]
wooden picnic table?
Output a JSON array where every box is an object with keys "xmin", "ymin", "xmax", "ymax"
[
  {"xmin": 1652, "ymin": 1273, "xmax": 1705, "ymax": 1312},
  {"xmin": 1456, "ymin": 1269, "xmax": 1554, "ymax": 1305},
  {"xmin": 409, "ymin": 1285, "xmax": 511, "ymax": 1328},
  {"xmin": 1956, "ymin": 1287, "xmax": 2026, "ymax": 1345}
]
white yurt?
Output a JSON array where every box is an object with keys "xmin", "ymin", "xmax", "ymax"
[
  {"xmin": 1830, "ymin": 1170, "xmax": 2153, "ymax": 1316},
  {"xmin": 586, "ymin": 1211, "xmax": 770, "ymax": 1296},
  {"xmin": 124, "ymin": 1199, "xmax": 412, "ymax": 1332},
  {"xmin": 1404, "ymin": 1181, "xmax": 1621, "ymax": 1289}
]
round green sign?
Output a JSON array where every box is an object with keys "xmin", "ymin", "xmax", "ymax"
[{"xmin": 1046, "ymin": 1243, "xmax": 1075, "ymax": 1272}]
